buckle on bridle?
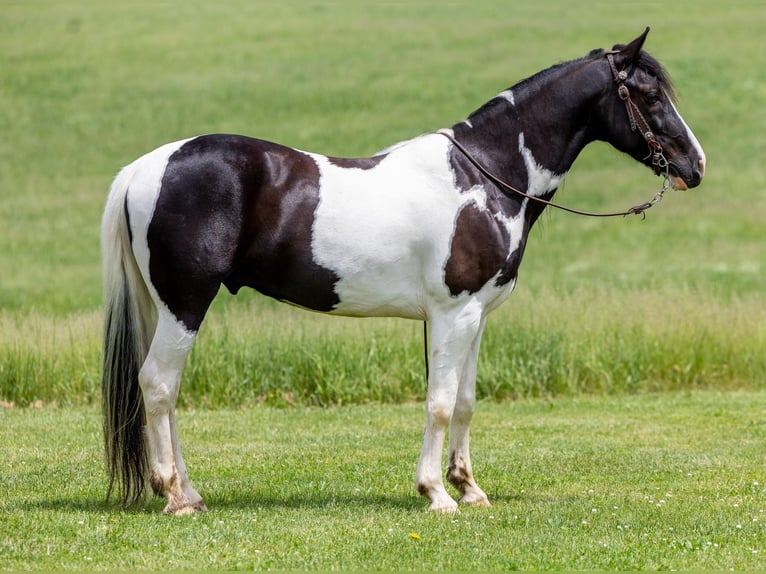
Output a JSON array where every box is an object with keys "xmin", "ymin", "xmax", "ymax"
[
  {"xmin": 617, "ymin": 84, "xmax": 630, "ymax": 101},
  {"xmin": 606, "ymin": 52, "xmax": 668, "ymax": 177}
]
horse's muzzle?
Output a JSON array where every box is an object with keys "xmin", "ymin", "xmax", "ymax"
[{"xmin": 670, "ymin": 158, "xmax": 705, "ymax": 190}]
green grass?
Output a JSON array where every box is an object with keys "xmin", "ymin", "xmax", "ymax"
[
  {"xmin": 2, "ymin": 287, "xmax": 764, "ymax": 408},
  {"xmin": 0, "ymin": 0, "xmax": 764, "ymax": 406},
  {"xmin": 1, "ymin": 4, "xmax": 765, "ymax": 569},
  {"xmin": 1, "ymin": 0, "xmax": 764, "ymax": 313},
  {"xmin": 3, "ymin": 391, "xmax": 766, "ymax": 570}
]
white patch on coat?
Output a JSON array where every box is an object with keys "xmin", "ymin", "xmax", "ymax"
[
  {"xmin": 497, "ymin": 89, "xmax": 515, "ymax": 106},
  {"xmin": 311, "ymin": 131, "xmax": 545, "ymax": 320},
  {"xmin": 518, "ymin": 132, "xmax": 565, "ymax": 196},
  {"xmin": 668, "ymin": 96, "xmax": 706, "ymax": 175},
  {"xmin": 310, "ymin": 134, "xmax": 511, "ymax": 319}
]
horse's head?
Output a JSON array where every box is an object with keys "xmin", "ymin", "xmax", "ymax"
[{"xmin": 596, "ymin": 28, "xmax": 706, "ymax": 190}]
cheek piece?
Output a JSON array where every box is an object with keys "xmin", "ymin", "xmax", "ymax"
[{"xmin": 605, "ymin": 52, "xmax": 670, "ymax": 177}]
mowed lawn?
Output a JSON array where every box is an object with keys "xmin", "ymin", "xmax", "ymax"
[{"xmin": 3, "ymin": 392, "xmax": 766, "ymax": 570}]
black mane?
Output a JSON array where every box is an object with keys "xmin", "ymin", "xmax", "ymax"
[{"xmin": 467, "ymin": 46, "xmax": 675, "ymax": 126}]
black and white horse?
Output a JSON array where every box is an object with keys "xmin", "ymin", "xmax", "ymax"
[{"xmin": 102, "ymin": 30, "xmax": 705, "ymax": 515}]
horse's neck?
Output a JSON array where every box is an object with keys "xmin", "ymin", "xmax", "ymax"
[{"xmin": 452, "ymin": 59, "xmax": 601, "ymax": 192}]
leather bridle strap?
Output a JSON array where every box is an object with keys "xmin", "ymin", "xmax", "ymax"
[
  {"xmin": 437, "ymin": 52, "xmax": 675, "ymax": 219},
  {"xmin": 605, "ymin": 52, "xmax": 669, "ymax": 175},
  {"xmin": 439, "ymin": 130, "xmax": 667, "ymax": 219}
]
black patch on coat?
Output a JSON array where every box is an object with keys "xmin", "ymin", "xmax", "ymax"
[
  {"xmin": 147, "ymin": 134, "xmax": 341, "ymax": 331},
  {"xmin": 449, "ymin": 122, "xmax": 527, "ymax": 221},
  {"xmin": 449, "ymin": 146, "xmax": 489, "ymax": 194},
  {"xmin": 327, "ymin": 155, "xmax": 387, "ymax": 170},
  {"xmin": 444, "ymin": 202, "xmax": 510, "ymax": 296}
]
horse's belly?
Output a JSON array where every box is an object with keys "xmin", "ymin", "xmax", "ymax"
[
  {"xmin": 324, "ymin": 259, "xmax": 428, "ymax": 319},
  {"xmin": 311, "ymin": 206, "xmax": 433, "ymax": 319}
]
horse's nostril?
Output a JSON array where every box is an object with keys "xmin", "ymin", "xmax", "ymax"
[{"xmin": 697, "ymin": 158, "xmax": 706, "ymax": 178}]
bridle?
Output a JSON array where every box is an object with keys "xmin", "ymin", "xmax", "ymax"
[
  {"xmin": 605, "ymin": 51, "xmax": 671, "ymax": 178},
  {"xmin": 426, "ymin": 53, "xmax": 677, "ymax": 382},
  {"xmin": 439, "ymin": 52, "xmax": 673, "ymax": 219},
  {"xmin": 426, "ymin": 54, "xmax": 677, "ymax": 381}
]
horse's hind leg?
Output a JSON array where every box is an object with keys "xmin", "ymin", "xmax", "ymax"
[{"xmin": 139, "ymin": 310, "xmax": 206, "ymax": 515}]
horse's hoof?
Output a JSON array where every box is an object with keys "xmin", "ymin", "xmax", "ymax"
[
  {"xmin": 191, "ymin": 500, "xmax": 209, "ymax": 513},
  {"xmin": 459, "ymin": 492, "xmax": 491, "ymax": 507},
  {"xmin": 163, "ymin": 499, "xmax": 208, "ymax": 516},
  {"xmin": 428, "ymin": 499, "xmax": 460, "ymax": 514}
]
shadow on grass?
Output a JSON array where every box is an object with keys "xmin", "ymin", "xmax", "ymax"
[
  {"xmin": 22, "ymin": 477, "xmax": 530, "ymax": 514},
  {"xmin": 24, "ymin": 490, "xmax": 425, "ymax": 515},
  {"xmin": 209, "ymin": 492, "xmax": 424, "ymax": 512}
]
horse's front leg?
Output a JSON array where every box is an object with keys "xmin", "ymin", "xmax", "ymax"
[
  {"xmin": 415, "ymin": 304, "xmax": 483, "ymax": 513},
  {"xmin": 447, "ymin": 317, "xmax": 491, "ymax": 507},
  {"xmin": 140, "ymin": 313, "xmax": 206, "ymax": 515}
]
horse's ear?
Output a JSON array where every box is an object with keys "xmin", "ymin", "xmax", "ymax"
[{"xmin": 611, "ymin": 27, "xmax": 650, "ymax": 67}]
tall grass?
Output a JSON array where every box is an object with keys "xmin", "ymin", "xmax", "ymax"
[
  {"xmin": 0, "ymin": 310, "xmax": 101, "ymax": 407},
  {"xmin": 479, "ymin": 288, "xmax": 765, "ymax": 398},
  {"xmin": 2, "ymin": 287, "xmax": 762, "ymax": 407}
]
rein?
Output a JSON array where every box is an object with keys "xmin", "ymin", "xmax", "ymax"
[
  {"xmin": 441, "ymin": 131, "xmax": 669, "ymax": 219},
  {"xmin": 438, "ymin": 53, "xmax": 673, "ymax": 220},
  {"xmin": 426, "ymin": 54, "xmax": 674, "ymax": 381},
  {"xmin": 437, "ymin": 130, "xmax": 670, "ymax": 218}
]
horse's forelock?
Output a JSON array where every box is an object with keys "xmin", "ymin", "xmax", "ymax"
[
  {"xmin": 604, "ymin": 44, "xmax": 676, "ymax": 102},
  {"xmin": 637, "ymin": 51, "xmax": 676, "ymax": 102}
]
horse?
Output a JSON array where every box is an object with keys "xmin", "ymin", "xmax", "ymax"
[{"xmin": 101, "ymin": 28, "xmax": 705, "ymax": 515}]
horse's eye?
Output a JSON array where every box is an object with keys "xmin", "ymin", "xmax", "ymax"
[{"xmin": 645, "ymin": 91, "xmax": 661, "ymax": 105}]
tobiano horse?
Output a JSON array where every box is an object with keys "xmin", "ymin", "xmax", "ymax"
[{"xmin": 102, "ymin": 29, "xmax": 705, "ymax": 515}]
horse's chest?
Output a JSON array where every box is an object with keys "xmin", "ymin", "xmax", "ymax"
[{"xmin": 443, "ymin": 198, "xmax": 525, "ymax": 297}]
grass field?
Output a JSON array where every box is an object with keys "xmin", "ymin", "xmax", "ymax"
[
  {"xmin": 3, "ymin": 391, "xmax": 766, "ymax": 570},
  {"xmin": 1, "ymin": 0, "xmax": 764, "ymax": 406},
  {"xmin": 2, "ymin": 1, "xmax": 764, "ymax": 315},
  {"xmin": 1, "ymin": 1, "xmax": 765, "ymax": 570}
]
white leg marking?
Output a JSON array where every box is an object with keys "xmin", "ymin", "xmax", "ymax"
[
  {"xmin": 416, "ymin": 302, "xmax": 484, "ymax": 512},
  {"xmin": 139, "ymin": 311, "xmax": 203, "ymax": 514},
  {"xmin": 448, "ymin": 317, "xmax": 491, "ymax": 507},
  {"xmin": 169, "ymin": 410, "xmax": 206, "ymax": 511}
]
